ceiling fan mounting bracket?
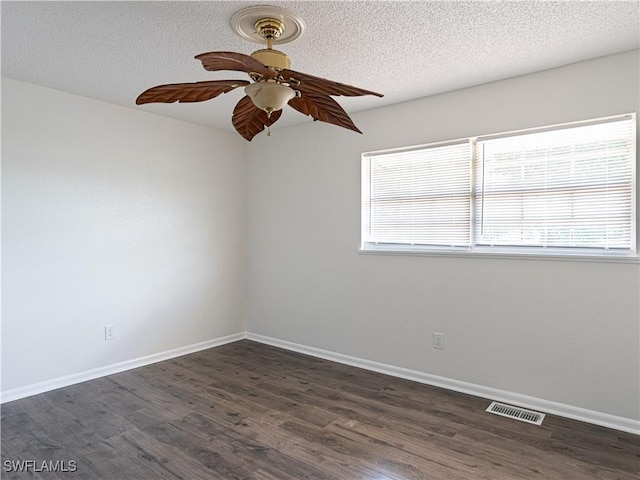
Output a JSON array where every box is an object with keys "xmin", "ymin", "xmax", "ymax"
[
  {"xmin": 231, "ymin": 5, "xmax": 305, "ymax": 46},
  {"xmin": 254, "ymin": 18, "xmax": 284, "ymax": 41}
]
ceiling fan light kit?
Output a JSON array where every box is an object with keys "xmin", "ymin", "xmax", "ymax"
[
  {"xmin": 244, "ymin": 81, "xmax": 296, "ymax": 116},
  {"xmin": 136, "ymin": 5, "xmax": 383, "ymax": 141}
]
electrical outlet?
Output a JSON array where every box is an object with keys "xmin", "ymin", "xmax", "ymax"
[
  {"xmin": 433, "ymin": 332, "xmax": 444, "ymax": 349},
  {"xmin": 105, "ymin": 325, "xmax": 115, "ymax": 341}
]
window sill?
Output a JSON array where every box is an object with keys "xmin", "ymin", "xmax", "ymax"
[{"xmin": 359, "ymin": 246, "xmax": 640, "ymax": 264}]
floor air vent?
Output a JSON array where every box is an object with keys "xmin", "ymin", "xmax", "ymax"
[{"xmin": 486, "ymin": 401, "xmax": 545, "ymax": 425}]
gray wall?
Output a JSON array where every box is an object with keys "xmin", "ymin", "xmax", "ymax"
[{"xmin": 2, "ymin": 79, "xmax": 247, "ymax": 393}]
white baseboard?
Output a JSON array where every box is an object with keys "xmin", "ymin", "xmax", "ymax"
[
  {"xmin": 246, "ymin": 332, "xmax": 640, "ymax": 435},
  {"xmin": 4, "ymin": 330, "xmax": 638, "ymax": 435},
  {"xmin": 0, "ymin": 332, "xmax": 246, "ymax": 404}
]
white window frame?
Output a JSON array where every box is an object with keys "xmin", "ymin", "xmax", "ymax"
[{"xmin": 361, "ymin": 114, "xmax": 638, "ymax": 263}]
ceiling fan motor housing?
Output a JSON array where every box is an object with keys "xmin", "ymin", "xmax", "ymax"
[{"xmin": 251, "ymin": 48, "xmax": 291, "ymax": 70}]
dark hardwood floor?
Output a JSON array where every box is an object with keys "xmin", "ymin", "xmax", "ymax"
[{"xmin": 1, "ymin": 340, "xmax": 638, "ymax": 479}]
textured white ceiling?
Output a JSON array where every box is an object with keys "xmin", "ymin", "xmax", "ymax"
[{"xmin": 2, "ymin": 1, "xmax": 639, "ymax": 134}]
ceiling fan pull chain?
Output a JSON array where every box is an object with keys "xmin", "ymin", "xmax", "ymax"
[{"xmin": 267, "ymin": 124, "xmax": 271, "ymax": 137}]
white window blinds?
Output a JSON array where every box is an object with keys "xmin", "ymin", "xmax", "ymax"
[
  {"xmin": 361, "ymin": 113, "xmax": 636, "ymax": 258},
  {"xmin": 475, "ymin": 117, "xmax": 635, "ymax": 251},
  {"xmin": 362, "ymin": 141, "xmax": 471, "ymax": 248}
]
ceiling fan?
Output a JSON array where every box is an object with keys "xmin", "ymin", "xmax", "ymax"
[{"xmin": 136, "ymin": 5, "xmax": 383, "ymax": 141}]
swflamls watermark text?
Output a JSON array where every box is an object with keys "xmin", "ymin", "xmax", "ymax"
[{"xmin": 3, "ymin": 460, "xmax": 77, "ymax": 473}]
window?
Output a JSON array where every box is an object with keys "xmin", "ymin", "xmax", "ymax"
[{"xmin": 361, "ymin": 114, "xmax": 637, "ymax": 259}]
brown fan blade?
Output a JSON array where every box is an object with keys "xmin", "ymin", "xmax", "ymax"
[
  {"xmin": 136, "ymin": 80, "xmax": 249, "ymax": 105},
  {"xmin": 288, "ymin": 93, "xmax": 362, "ymax": 133},
  {"xmin": 281, "ymin": 69, "xmax": 383, "ymax": 98},
  {"xmin": 195, "ymin": 51, "xmax": 276, "ymax": 79},
  {"xmin": 232, "ymin": 96, "xmax": 282, "ymax": 141}
]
